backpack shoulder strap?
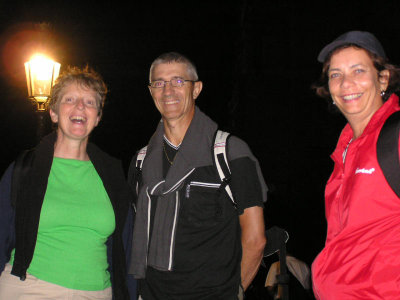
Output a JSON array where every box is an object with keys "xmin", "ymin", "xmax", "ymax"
[
  {"xmin": 213, "ymin": 130, "xmax": 237, "ymax": 209},
  {"xmin": 127, "ymin": 146, "xmax": 148, "ymax": 213},
  {"xmin": 136, "ymin": 146, "xmax": 148, "ymax": 171},
  {"xmin": 376, "ymin": 110, "xmax": 400, "ymax": 198},
  {"xmin": 11, "ymin": 149, "xmax": 34, "ymax": 207},
  {"xmin": 132, "ymin": 145, "xmax": 148, "ymax": 194}
]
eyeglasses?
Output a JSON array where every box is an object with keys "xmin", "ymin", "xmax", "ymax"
[
  {"xmin": 61, "ymin": 97, "xmax": 98, "ymax": 109},
  {"xmin": 149, "ymin": 77, "xmax": 197, "ymax": 88}
]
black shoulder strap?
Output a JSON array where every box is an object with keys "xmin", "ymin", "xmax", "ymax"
[
  {"xmin": 376, "ymin": 110, "xmax": 400, "ymax": 198},
  {"xmin": 11, "ymin": 149, "xmax": 34, "ymax": 207}
]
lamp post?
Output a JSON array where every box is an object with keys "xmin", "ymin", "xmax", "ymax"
[{"xmin": 24, "ymin": 54, "xmax": 60, "ymax": 139}]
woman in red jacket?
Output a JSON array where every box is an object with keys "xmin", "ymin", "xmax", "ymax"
[{"xmin": 312, "ymin": 31, "xmax": 400, "ymax": 299}]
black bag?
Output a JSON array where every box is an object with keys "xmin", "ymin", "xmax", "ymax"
[{"xmin": 377, "ymin": 110, "xmax": 400, "ymax": 198}]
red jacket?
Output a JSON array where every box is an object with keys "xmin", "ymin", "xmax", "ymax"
[{"xmin": 312, "ymin": 94, "xmax": 400, "ymax": 299}]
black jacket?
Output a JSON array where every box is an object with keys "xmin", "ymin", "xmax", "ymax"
[{"xmin": 1, "ymin": 132, "xmax": 134, "ymax": 300}]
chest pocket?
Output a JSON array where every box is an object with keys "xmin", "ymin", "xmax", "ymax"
[{"xmin": 181, "ymin": 181, "xmax": 223, "ymax": 227}]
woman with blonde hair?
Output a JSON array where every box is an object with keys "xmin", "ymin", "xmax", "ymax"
[{"xmin": 0, "ymin": 66, "xmax": 134, "ymax": 299}]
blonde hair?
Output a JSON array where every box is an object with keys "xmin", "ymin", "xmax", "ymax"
[{"xmin": 49, "ymin": 65, "xmax": 107, "ymax": 116}]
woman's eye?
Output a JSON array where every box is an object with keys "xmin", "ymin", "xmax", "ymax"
[
  {"xmin": 65, "ymin": 97, "xmax": 73, "ymax": 102},
  {"xmin": 329, "ymin": 73, "xmax": 340, "ymax": 79},
  {"xmin": 355, "ymin": 68, "xmax": 365, "ymax": 74},
  {"xmin": 87, "ymin": 99, "xmax": 98, "ymax": 108}
]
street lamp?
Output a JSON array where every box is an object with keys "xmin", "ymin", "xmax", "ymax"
[
  {"xmin": 24, "ymin": 54, "xmax": 60, "ymax": 140},
  {"xmin": 25, "ymin": 54, "xmax": 60, "ymax": 111}
]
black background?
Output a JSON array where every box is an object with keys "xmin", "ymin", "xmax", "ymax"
[{"xmin": 1, "ymin": 1, "xmax": 400, "ymax": 298}]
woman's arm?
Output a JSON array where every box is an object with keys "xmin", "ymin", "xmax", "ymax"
[{"xmin": 0, "ymin": 163, "xmax": 16, "ymax": 273}]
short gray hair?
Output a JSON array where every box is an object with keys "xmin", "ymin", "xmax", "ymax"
[{"xmin": 149, "ymin": 52, "xmax": 198, "ymax": 82}]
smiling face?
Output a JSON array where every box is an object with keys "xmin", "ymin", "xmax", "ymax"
[
  {"xmin": 50, "ymin": 82, "xmax": 100, "ymax": 142},
  {"xmin": 328, "ymin": 47, "xmax": 389, "ymax": 125},
  {"xmin": 149, "ymin": 62, "xmax": 202, "ymax": 126}
]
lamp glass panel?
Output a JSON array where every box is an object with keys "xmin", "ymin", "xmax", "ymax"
[
  {"xmin": 24, "ymin": 62, "xmax": 32, "ymax": 97},
  {"xmin": 31, "ymin": 57, "xmax": 54, "ymax": 98}
]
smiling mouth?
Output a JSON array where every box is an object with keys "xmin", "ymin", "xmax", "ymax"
[
  {"xmin": 70, "ymin": 116, "xmax": 87, "ymax": 123},
  {"xmin": 343, "ymin": 93, "xmax": 362, "ymax": 101},
  {"xmin": 163, "ymin": 100, "xmax": 179, "ymax": 105}
]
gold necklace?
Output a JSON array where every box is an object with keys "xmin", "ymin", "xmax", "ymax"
[{"xmin": 163, "ymin": 142, "xmax": 175, "ymax": 165}]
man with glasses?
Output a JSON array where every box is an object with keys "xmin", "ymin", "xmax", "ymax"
[{"xmin": 128, "ymin": 52, "xmax": 267, "ymax": 300}]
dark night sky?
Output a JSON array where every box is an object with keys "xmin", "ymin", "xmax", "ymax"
[{"xmin": 1, "ymin": 0, "xmax": 400, "ymax": 283}]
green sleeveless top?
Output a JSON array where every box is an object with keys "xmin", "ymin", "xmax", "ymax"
[{"xmin": 10, "ymin": 157, "xmax": 116, "ymax": 291}]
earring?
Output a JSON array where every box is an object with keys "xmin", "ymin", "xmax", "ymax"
[
  {"xmin": 381, "ymin": 90, "xmax": 386, "ymax": 97},
  {"xmin": 332, "ymin": 100, "xmax": 336, "ymax": 105}
]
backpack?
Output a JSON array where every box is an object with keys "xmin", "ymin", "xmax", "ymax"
[
  {"xmin": 129, "ymin": 130, "xmax": 237, "ymax": 211},
  {"xmin": 376, "ymin": 110, "xmax": 400, "ymax": 198}
]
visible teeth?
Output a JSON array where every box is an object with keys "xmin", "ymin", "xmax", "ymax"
[
  {"xmin": 164, "ymin": 100, "xmax": 179, "ymax": 104},
  {"xmin": 343, "ymin": 94, "xmax": 362, "ymax": 101},
  {"xmin": 70, "ymin": 116, "xmax": 86, "ymax": 121}
]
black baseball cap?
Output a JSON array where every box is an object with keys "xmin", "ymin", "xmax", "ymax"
[{"xmin": 317, "ymin": 31, "xmax": 386, "ymax": 63}]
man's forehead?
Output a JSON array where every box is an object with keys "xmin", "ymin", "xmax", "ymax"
[{"xmin": 151, "ymin": 62, "xmax": 189, "ymax": 79}]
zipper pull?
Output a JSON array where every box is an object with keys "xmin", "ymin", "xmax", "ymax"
[{"xmin": 185, "ymin": 184, "xmax": 191, "ymax": 198}]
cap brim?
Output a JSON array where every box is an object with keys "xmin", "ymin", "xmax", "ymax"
[{"xmin": 317, "ymin": 40, "xmax": 348, "ymax": 63}]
